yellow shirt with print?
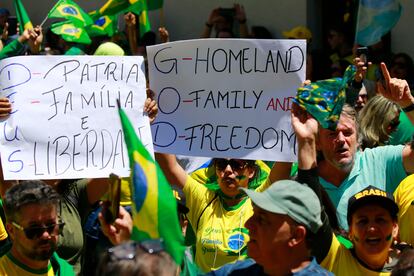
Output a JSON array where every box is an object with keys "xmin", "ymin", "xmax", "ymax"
[
  {"xmin": 0, "ymin": 217, "xmax": 7, "ymax": 241},
  {"xmin": 321, "ymin": 234, "xmax": 391, "ymax": 275},
  {"xmin": 394, "ymin": 175, "xmax": 414, "ymax": 245},
  {"xmin": 0, "ymin": 253, "xmax": 54, "ymax": 276},
  {"xmin": 183, "ymin": 175, "xmax": 270, "ymax": 272}
]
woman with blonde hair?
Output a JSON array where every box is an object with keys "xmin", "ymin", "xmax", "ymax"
[{"xmin": 359, "ymin": 95, "xmax": 400, "ymax": 150}]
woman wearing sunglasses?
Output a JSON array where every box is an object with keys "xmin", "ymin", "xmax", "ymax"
[{"xmin": 156, "ymin": 153, "xmax": 289, "ymax": 272}]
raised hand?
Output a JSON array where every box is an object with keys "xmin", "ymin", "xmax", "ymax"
[{"xmin": 378, "ymin": 62, "xmax": 414, "ymax": 108}]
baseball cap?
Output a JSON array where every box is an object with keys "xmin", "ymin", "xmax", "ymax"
[
  {"xmin": 282, "ymin": 26, "xmax": 312, "ymax": 40},
  {"xmin": 347, "ymin": 186, "xmax": 399, "ymax": 223},
  {"xmin": 241, "ymin": 180, "xmax": 322, "ymax": 233},
  {"xmin": 94, "ymin": 42, "xmax": 125, "ymax": 56}
]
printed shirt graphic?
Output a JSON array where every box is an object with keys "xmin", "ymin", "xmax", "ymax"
[{"xmin": 184, "ymin": 176, "xmax": 270, "ymax": 272}]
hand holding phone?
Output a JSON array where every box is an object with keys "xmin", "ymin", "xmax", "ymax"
[
  {"xmin": 102, "ymin": 173, "xmax": 121, "ymax": 224},
  {"xmin": 356, "ymin": 47, "xmax": 369, "ymax": 67}
]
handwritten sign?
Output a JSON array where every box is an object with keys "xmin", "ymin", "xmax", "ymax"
[
  {"xmin": 0, "ymin": 55, "xmax": 152, "ymax": 180},
  {"xmin": 147, "ymin": 39, "xmax": 305, "ymax": 161}
]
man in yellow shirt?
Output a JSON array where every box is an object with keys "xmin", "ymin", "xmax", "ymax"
[{"xmin": 0, "ymin": 180, "xmax": 73, "ymax": 275}]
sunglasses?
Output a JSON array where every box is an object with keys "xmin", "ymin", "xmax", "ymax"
[
  {"xmin": 107, "ymin": 239, "xmax": 165, "ymax": 261},
  {"xmin": 12, "ymin": 221, "xmax": 65, "ymax": 240},
  {"xmin": 214, "ymin": 159, "xmax": 250, "ymax": 171}
]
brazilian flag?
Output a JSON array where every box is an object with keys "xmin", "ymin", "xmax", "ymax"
[
  {"xmin": 51, "ymin": 21, "xmax": 91, "ymax": 44},
  {"xmin": 98, "ymin": 0, "xmax": 130, "ymax": 17},
  {"xmin": 13, "ymin": 0, "xmax": 33, "ymax": 33},
  {"xmin": 86, "ymin": 14, "xmax": 117, "ymax": 37},
  {"xmin": 48, "ymin": 0, "xmax": 93, "ymax": 27},
  {"xmin": 118, "ymin": 104, "xmax": 185, "ymax": 265}
]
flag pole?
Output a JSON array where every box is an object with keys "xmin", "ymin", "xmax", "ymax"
[
  {"xmin": 40, "ymin": 14, "xmax": 49, "ymax": 27},
  {"xmin": 40, "ymin": 0, "xmax": 58, "ymax": 28}
]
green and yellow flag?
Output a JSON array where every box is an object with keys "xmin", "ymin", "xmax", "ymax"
[
  {"xmin": 86, "ymin": 14, "xmax": 116, "ymax": 37},
  {"xmin": 13, "ymin": 0, "xmax": 33, "ymax": 33},
  {"xmin": 98, "ymin": 0, "xmax": 130, "ymax": 16},
  {"xmin": 51, "ymin": 21, "xmax": 91, "ymax": 44},
  {"xmin": 118, "ymin": 104, "xmax": 185, "ymax": 265},
  {"xmin": 48, "ymin": 0, "xmax": 93, "ymax": 27},
  {"xmin": 138, "ymin": 9, "xmax": 151, "ymax": 35}
]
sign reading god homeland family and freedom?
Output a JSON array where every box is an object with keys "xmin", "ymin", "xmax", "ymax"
[
  {"xmin": 0, "ymin": 55, "xmax": 152, "ymax": 180},
  {"xmin": 147, "ymin": 39, "xmax": 306, "ymax": 161}
]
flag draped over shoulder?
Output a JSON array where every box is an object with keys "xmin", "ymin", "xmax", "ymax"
[
  {"xmin": 51, "ymin": 21, "xmax": 91, "ymax": 44},
  {"xmin": 118, "ymin": 106, "xmax": 185, "ymax": 265},
  {"xmin": 355, "ymin": 0, "xmax": 402, "ymax": 46},
  {"xmin": 48, "ymin": 0, "xmax": 93, "ymax": 27},
  {"xmin": 13, "ymin": 0, "xmax": 33, "ymax": 33}
]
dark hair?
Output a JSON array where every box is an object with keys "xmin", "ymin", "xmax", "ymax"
[
  {"xmin": 3, "ymin": 180, "xmax": 61, "ymax": 222},
  {"xmin": 251, "ymin": 26, "xmax": 273, "ymax": 39},
  {"xmin": 97, "ymin": 241, "xmax": 177, "ymax": 276}
]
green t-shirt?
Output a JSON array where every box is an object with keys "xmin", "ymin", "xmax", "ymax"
[
  {"xmin": 57, "ymin": 179, "xmax": 90, "ymax": 274},
  {"xmin": 389, "ymin": 111, "xmax": 414, "ymax": 145}
]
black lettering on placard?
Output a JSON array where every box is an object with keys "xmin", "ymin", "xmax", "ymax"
[
  {"xmin": 153, "ymin": 47, "xmax": 178, "ymax": 74},
  {"xmin": 182, "ymin": 124, "xmax": 296, "ymax": 153}
]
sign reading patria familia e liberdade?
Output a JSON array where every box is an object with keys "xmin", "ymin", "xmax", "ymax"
[
  {"xmin": 148, "ymin": 39, "xmax": 306, "ymax": 162},
  {"xmin": 0, "ymin": 55, "xmax": 152, "ymax": 180}
]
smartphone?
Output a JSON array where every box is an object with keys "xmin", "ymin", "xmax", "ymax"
[
  {"xmin": 7, "ymin": 16, "xmax": 18, "ymax": 36},
  {"xmin": 219, "ymin": 8, "xmax": 235, "ymax": 18},
  {"xmin": 102, "ymin": 173, "xmax": 121, "ymax": 224},
  {"xmin": 356, "ymin": 47, "xmax": 369, "ymax": 66}
]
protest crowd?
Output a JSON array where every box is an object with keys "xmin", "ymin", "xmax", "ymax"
[{"xmin": 1, "ymin": 0, "xmax": 414, "ymax": 275}]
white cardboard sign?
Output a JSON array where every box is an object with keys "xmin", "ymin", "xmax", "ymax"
[
  {"xmin": 0, "ymin": 55, "xmax": 152, "ymax": 180},
  {"xmin": 147, "ymin": 39, "xmax": 305, "ymax": 161}
]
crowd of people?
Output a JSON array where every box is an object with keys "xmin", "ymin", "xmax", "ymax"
[{"xmin": 1, "ymin": 3, "xmax": 414, "ymax": 276}]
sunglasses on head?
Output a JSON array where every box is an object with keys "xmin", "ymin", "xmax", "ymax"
[
  {"xmin": 214, "ymin": 159, "xmax": 251, "ymax": 171},
  {"xmin": 107, "ymin": 239, "xmax": 165, "ymax": 261},
  {"xmin": 12, "ymin": 220, "xmax": 65, "ymax": 240}
]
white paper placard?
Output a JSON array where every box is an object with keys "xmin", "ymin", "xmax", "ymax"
[
  {"xmin": 0, "ymin": 55, "xmax": 152, "ymax": 180},
  {"xmin": 147, "ymin": 39, "xmax": 305, "ymax": 161}
]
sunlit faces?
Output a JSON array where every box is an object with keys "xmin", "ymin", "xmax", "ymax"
[
  {"xmin": 245, "ymin": 206, "xmax": 301, "ymax": 270},
  {"xmin": 349, "ymin": 205, "xmax": 398, "ymax": 269},
  {"xmin": 215, "ymin": 159, "xmax": 255, "ymax": 197},
  {"xmin": 9, "ymin": 203, "xmax": 59, "ymax": 261},
  {"xmin": 317, "ymin": 114, "xmax": 358, "ymax": 172}
]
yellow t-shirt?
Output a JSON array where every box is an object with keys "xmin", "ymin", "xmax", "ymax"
[
  {"xmin": 0, "ymin": 253, "xmax": 54, "ymax": 276},
  {"xmin": 394, "ymin": 175, "xmax": 414, "ymax": 245},
  {"xmin": 321, "ymin": 234, "xmax": 391, "ymax": 275},
  {"xmin": 0, "ymin": 217, "xmax": 7, "ymax": 241},
  {"xmin": 183, "ymin": 176, "xmax": 270, "ymax": 272}
]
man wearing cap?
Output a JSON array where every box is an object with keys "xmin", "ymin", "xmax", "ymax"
[{"xmin": 207, "ymin": 180, "xmax": 333, "ymax": 276}]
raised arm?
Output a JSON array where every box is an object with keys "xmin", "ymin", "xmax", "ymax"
[
  {"xmin": 291, "ymin": 103, "xmax": 333, "ymax": 262},
  {"xmin": 268, "ymin": 162, "xmax": 292, "ymax": 184},
  {"xmin": 379, "ymin": 62, "xmax": 414, "ymax": 173},
  {"xmin": 155, "ymin": 153, "xmax": 188, "ymax": 189},
  {"xmin": 234, "ymin": 4, "xmax": 248, "ymax": 38}
]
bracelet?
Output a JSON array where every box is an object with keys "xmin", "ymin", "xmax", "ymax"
[
  {"xmin": 402, "ymin": 103, "xmax": 414, "ymax": 113},
  {"xmin": 205, "ymin": 22, "xmax": 213, "ymax": 28},
  {"xmin": 238, "ymin": 19, "xmax": 247, "ymax": 24}
]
